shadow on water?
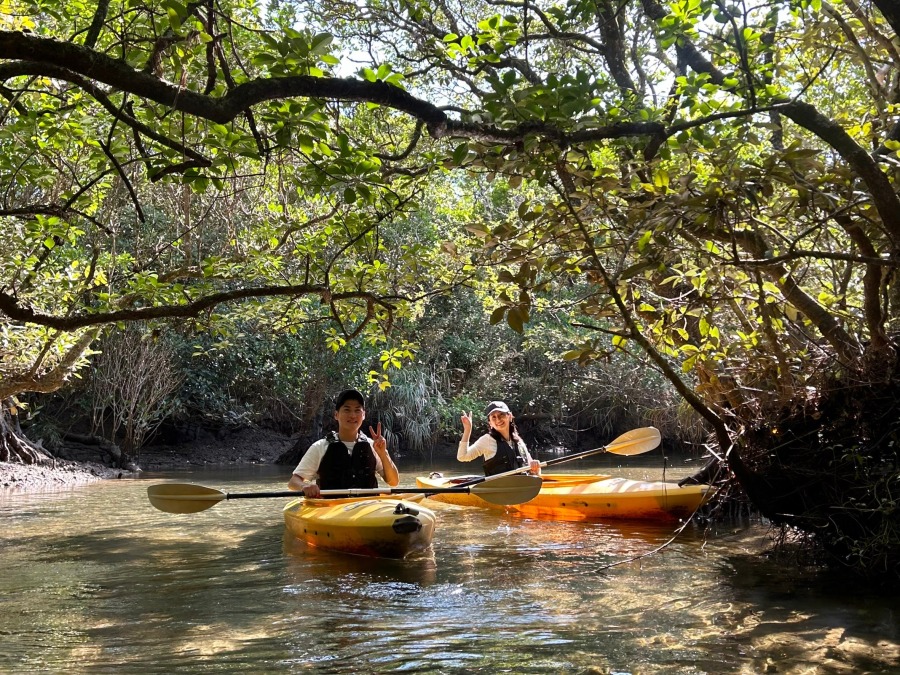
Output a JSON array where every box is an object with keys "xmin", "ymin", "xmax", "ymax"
[{"xmin": 709, "ymin": 550, "xmax": 900, "ymax": 674}]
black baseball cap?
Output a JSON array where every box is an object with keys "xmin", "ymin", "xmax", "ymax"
[{"xmin": 335, "ymin": 389, "xmax": 365, "ymax": 409}]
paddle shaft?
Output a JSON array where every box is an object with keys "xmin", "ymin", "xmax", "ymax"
[
  {"xmin": 147, "ymin": 476, "xmax": 542, "ymax": 512},
  {"xmin": 456, "ymin": 426, "xmax": 661, "ymax": 487},
  {"xmin": 541, "ymin": 445, "xmax": 632, "ymax": 468},
  {"xmin": 217, "ymin": 487, "xmax": 519, "ymax": 500},
  {"xmin": 455, "ymin": 452, "xmax": 592, "ymax": 487}
]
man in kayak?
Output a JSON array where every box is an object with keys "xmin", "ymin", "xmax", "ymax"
[
  {"xmin": 288, "ymin": 389, "xmax": 400, "ymax": 497},
  {"xmin": 458, "ymin": 400, "xmax": 541, "ymax": 477}
]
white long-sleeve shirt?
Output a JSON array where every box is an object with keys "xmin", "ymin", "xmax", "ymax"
[
  {"xmin": 292, "ymin": 436, "xmax": 387, "ymax": 486},
  {"xmin": 458, "ymin": 433, "xmax": 533, "ymax": 464}
]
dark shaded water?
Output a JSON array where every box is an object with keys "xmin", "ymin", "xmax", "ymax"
[{"xmin": 1, "ymin": 457, "xmax": 899, "ymax": 673}]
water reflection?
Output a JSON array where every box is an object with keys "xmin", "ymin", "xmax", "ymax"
[{"xmin": 1, "ymin": 461, "xmax": 898, "ymax": 673}]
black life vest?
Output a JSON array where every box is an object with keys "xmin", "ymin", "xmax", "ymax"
[
  {"xmin": 317, "ymin": 432, "xmax": 378, "ymax": 492},
  {"xmin": 483, "ymin": 429, "xmax": 529, "ymax": 476}
]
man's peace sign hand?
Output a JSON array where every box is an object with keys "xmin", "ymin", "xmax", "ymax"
[{"xmin": 369, "ymin": 422, "xmax": 387, "ymax": 454}]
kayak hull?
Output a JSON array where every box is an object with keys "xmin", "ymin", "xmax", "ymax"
[
  {"xmin": 415, "ymin": 473, "xmax": 713, "ymax": 522},
  {"xmin": 283, "ymin": 495, "xmax": 436, "ymax": 558}
]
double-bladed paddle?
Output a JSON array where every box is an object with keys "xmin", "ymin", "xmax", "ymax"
[
  {"xmin": 147, "ymin": 474, "xmax": 542, "ymax": 514},
  {"xmin": 457, "ymin": 426, "xmax": 663, "ymax": 487}
]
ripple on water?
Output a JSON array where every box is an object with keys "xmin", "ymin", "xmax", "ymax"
[{"xmin": 1, "ymin": 472, "xmax": 899, "ymax": 674}]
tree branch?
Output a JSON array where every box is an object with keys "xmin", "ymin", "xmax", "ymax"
[
  {"xmin": 0, "ymin": 328, "xmax": 100, "ymax": 400},
  {"xmin": 0, "ymin": 30, "xmax": 661, "ymax": 148},
  {"xmin": 82, "ymin": 0, "xmax": 110, "ymax": 50},
  {"xmin": 0, "ymin": 285, "xmax": 402, "ymax": 331},
  {"xmin": 0, "ymin": 59, "xmax": 211, "ymax": 166}
]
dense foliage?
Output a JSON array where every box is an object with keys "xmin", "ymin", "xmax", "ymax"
[{"xmin": 1, "ymin": 0, "xmax": 900, "ymax": 582}]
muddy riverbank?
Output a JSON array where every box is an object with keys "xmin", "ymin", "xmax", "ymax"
[
  {"xmin": 0, "ymin": 459, "xmax": 125, "ymax": 491},
  {"xmin": 0, "ymin": 427, "xmax": 296, "ymax": 492}
]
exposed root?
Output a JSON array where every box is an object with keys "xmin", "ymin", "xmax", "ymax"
[{"xmin": 0, "ymin": 406, "xmax": 53, "ymax": 464}]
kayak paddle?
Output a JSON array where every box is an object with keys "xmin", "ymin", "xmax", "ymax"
[
  {"xmin": 457, "ymin": 426, "xmax": 663, "ymax": 487},
  {"xmin": 147, "ymin": 474, "xmax": 543, "ymax": 514}
]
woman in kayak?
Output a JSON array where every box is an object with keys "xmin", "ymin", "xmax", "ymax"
[
  {"xmin": 458, "ymin": 400, "xmax": 541, "ymax": 477},
  {"xmin": 287, "ymin": 388, "xmax": 400, "ymax": 497}
]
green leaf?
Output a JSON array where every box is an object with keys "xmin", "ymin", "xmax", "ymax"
[
  {"xmin": 637, "ymin": 230, "xmax": 653, "ymax": 252},
  {"xmin": 310, "ymin": 33, "xmax": 334, "ymax": 55},
  {"xmin": 507, "ymin": 307, "xmax": 524, "ymax": 333},
  {"xmin": 452, "ymin": 142, "xmax": 469, "ymax": 165}
]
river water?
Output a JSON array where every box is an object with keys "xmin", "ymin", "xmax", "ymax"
[{"xmin": 1, "ymin": 457, "xmax": 899, "ymax": 674}]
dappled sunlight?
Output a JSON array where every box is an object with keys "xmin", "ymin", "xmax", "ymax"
[
  {"xmin": 1, "ymin": 469, "xmax": 898, "ymax": 672},
  {"xmin": 727, "ymin": 619, "xmax": 900, "ymax": 673},
  {"xmin": 169, "ymin": 624, "xmax": 274, "ymax": 658}
]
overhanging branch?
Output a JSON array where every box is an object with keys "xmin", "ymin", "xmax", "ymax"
[
  {"xmin": 0, "ymin": 30, "xmax": 665, "ymax": 147},
  {"xmin": 0, "ymin": 285, "xmax": 401, "ymax": 331}
]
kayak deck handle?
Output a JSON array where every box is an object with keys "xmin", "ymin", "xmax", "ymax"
[{"xmin": 393, "ymin": 503, "xmax": 420, "ymax": 516}]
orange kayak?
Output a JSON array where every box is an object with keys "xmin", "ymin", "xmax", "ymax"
[{"xmin": 415, "ymin": 473, "xmax": 714, "ymax": 522}]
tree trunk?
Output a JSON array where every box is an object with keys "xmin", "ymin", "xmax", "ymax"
[{"xmin": 0, "ymin": 403, "xmax": 53, "ymax": 465}]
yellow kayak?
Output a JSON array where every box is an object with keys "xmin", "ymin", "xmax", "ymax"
[
  {"xmin": 283, "ymin": 495, "xmax": 436, "ymax": 558},
  {"xmin": 415, "ymin": 473, "xmax": 714, "ymax": 522}
]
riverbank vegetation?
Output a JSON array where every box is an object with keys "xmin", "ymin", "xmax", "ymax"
[{"xmin": 1, "ymin": 0, "xmax": 899, "ymax": 584}]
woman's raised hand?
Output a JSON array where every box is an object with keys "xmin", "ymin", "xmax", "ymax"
[{"xmin": 460, "ymin": 411, "xmax": 472, "ymax": 433}]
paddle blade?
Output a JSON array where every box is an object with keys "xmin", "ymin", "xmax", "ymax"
[
  {"xmin": 147, "ymin": 483, "xmax": 227, "ymax": 514},
  {"xmin": 470, "ymin": 474, "xmax": 542, "ymax": 505},
  {"xmin": 605, "ymin": 426, "xmax": 662, "ymax": 456}
]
